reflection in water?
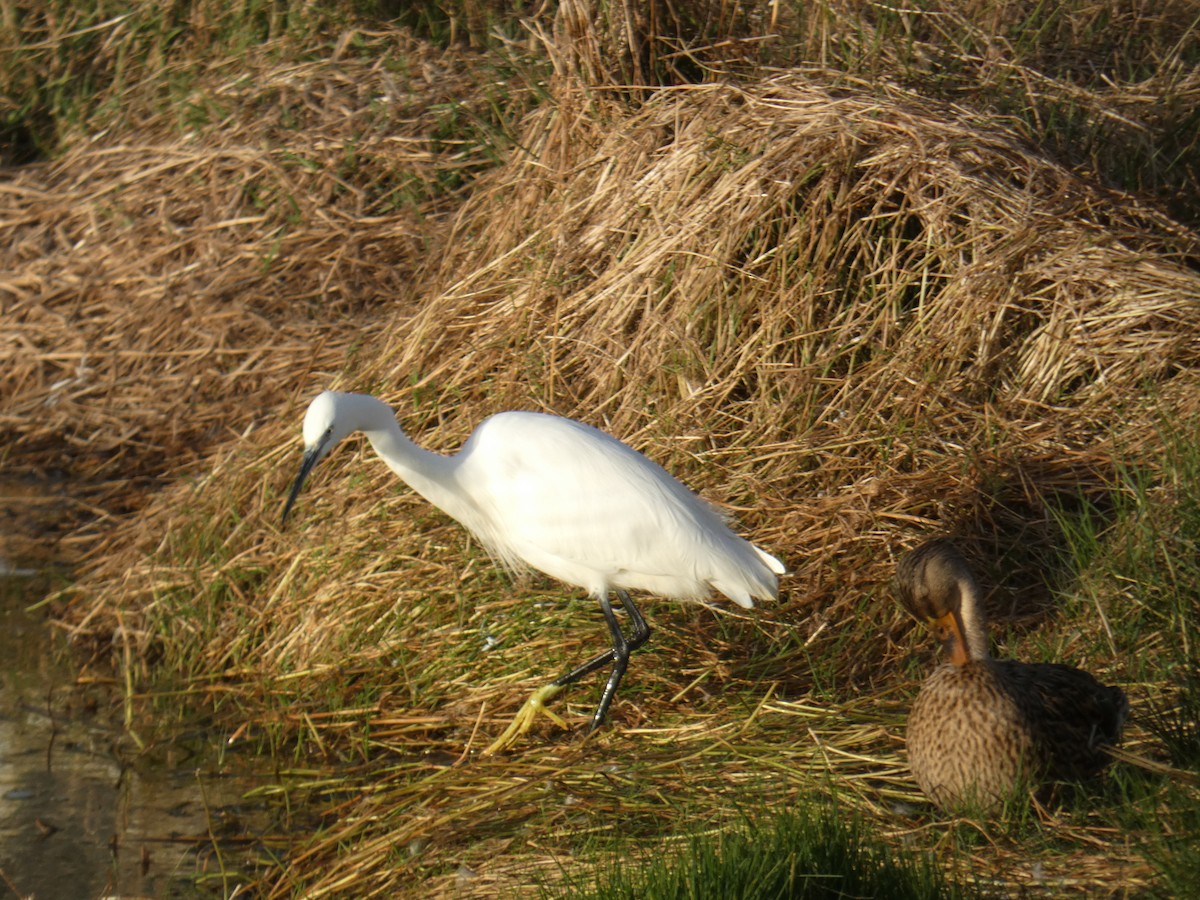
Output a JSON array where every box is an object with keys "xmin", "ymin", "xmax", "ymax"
[{"xmin": 1, "ymin": 550, "xmax": 276, "ymax": 896}]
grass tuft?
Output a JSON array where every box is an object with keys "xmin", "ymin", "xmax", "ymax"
[{"xmin": 551, "ymin": 801, "xmax": 971, "ymax": 900}]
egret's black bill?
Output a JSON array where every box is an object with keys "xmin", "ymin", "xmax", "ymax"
[{"xmin": 281, "ymin": 446, "xmax": 322, "ymax": 525}]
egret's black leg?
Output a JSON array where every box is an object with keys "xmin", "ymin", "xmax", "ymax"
[
  {"xmin": 482, "ymin": 590, "xmax": 651, "ymax": 754},
  {"xmin": 618, "ymin": 589, "xmax": 651, "ymax": 650},
  {"xmin": 549, "ymin": 647, "xmax": 616, "ymax": 688},
  {"xmin": 589, "ymin": 589, "xmax": 652, "ymax": 730},
  {"xmin": 548, "ymin": 590, "xmax": 652, "ymax": 690}
]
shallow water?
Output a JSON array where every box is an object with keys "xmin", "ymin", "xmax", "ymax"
[{"xmin": 0, "ymin": 483, "xmax": 275, "ymax": 899}]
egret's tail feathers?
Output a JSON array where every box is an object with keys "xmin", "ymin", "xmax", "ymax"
[
  {"xmin": 710, "ymin": 581, "xmax": 757, "ymax": 609},
  {"xmin": 755, "ymin": 545, "xmax": 787, "ymax": 575},
  {"xmin": 711, "ymin": 554, "xmax": 782, "ymax": 609}
]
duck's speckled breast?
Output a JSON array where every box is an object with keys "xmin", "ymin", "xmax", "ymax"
[{"xmin": 907, "ymin": 661, "xmax": 1042, "ymax": 812}]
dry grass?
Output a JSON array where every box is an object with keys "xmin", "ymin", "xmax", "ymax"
[
  {"xmin": 1, "ymin": 27, "xmax": 522, "ymax": 531},
  {"xmin": 3, "ymin": 4, "xmax": 1200, "ymax": 897}
]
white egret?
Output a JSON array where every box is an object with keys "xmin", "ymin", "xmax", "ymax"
[{"xmin": 282, "ymin": 390, "xmax": 785, "ymax": 753}]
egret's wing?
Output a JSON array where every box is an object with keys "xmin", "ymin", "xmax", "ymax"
[{"xmin": 459, "ymin": 413, "xmax": 774, "ymax": 603}]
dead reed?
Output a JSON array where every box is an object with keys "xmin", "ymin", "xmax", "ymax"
[
  {"xmin": 1, "ymin": 27, "xmax": 524, "ymax": 524},
  {"xmin": 3, "ymin": 3, "xmax": 1200, "ymax": 896}
]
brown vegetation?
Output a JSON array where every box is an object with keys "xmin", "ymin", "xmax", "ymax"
[{"xmin": 3, "ymin": 1, "xmax": 1200, "ymax": 896}]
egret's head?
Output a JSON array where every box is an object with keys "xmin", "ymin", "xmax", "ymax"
[
  {"xmin": 282, "ymin": 391, "xmax": 353, "ymax": 524},
  {"xmin": 893, "ymin": 538, "xmax": 980, "ymax": 665}
]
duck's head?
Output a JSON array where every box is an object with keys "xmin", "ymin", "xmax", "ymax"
[{"xmin": 894, "ymin": 538, "xmax": 988, "ymax": 665}]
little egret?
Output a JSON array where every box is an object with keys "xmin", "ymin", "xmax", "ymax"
[{"xmin": 282, "ymin": 390, "xmax": 785, "ymax": 753}]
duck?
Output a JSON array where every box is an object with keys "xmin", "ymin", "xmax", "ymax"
[{"xmin": 894, "ymin": 537, "xmax": 1128, "ymax": 813}]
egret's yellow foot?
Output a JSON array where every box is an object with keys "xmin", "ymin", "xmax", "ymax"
[{"xmin": 483, "ymin": 683, "xmax": 570, "ymax": 754}]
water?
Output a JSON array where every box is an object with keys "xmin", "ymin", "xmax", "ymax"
[{"xmin": 0, "ymin": 483, "xmax": 275, "ymax": 899}]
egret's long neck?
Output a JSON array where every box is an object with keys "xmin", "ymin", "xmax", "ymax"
[
  {"xmin": 957, "ymin": 575, "xmax": 991, "ymax": 661},
  {"xmin": 352, "ymin": 397, "xmax": 475, "ymax": 526}
]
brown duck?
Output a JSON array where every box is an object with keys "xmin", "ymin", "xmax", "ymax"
[{"xmin": 894, "ymin": 537, "xmax": 1128, "ymax": 812}]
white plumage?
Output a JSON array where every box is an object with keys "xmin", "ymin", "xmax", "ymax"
[{"xmin": 283, "ymin": 390, "xmax": 784, "ymax": 752}]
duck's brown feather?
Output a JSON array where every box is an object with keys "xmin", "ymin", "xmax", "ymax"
[{"xmin": 897, "ymin": 538, "xmax": 1127, "ymax": 812}]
